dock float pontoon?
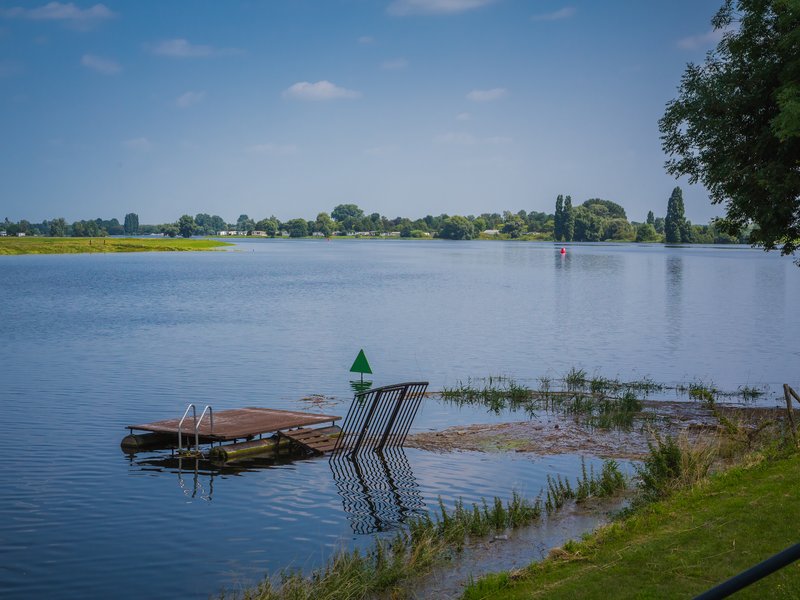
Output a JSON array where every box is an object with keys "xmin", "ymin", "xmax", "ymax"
[{"xmin": 121, "ymin": 407, "xmax": 341, "ymax": 456}]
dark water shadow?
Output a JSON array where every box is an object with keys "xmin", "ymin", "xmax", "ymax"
[{"xmin": 329, "ymin": 447, "xmax": 426, "ymax": 534}]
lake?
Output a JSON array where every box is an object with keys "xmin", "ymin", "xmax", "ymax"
[{"xmin": 0, "ymin": 240, "xmax": 798, "ymax": 599}]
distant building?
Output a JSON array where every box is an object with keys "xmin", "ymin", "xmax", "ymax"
[
  {"xmin": 17, "ymin": 232, "xmax": 26, "ymax": 237},
  {"xmin": 0, "ymin": 231, "xmax": 7, "ymax": 237},
  {"xmin": 251, "ymin": 231, "xmax": 267, "ymax": 237},
  {"xmin": 312, "ymin": 232, "xmax": 325, "ymax": 237},
  {"xmin": 217, "ymin": 231, "xmax": 239, "ymax": 236},
  {"xmin": 483, "ymin": 229, "xmax": 500, "ymax": 236}
]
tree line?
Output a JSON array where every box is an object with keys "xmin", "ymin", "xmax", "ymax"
[{"xmin": 0, "ymin": 187, "xmax": 750, "ymax": 244}]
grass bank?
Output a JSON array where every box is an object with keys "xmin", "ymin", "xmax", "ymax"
[
  {"xmin": 0, "ymin": 237, "xmax": 231, "ymax": 255},
  {"xmin": 222, "ymin": 460, "xmax": 627, "ymax": 599},
  {"xmin": 464, "ymin": 450, "xmax": 800, "ymax": 599}
]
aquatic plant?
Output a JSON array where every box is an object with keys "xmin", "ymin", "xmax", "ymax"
[{"xmin": 228, "ymin": 461, "xmax": 628, "ymax": 600}]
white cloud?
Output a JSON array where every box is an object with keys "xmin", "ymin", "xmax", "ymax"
[
  {"xmin": 484, "ymin": 135, "xmax": 513, "ymax": 144},
  {"xmin": 676, "ymin": 28, "xmax": 726, "ymax": 50},
  {"xmin": 0, "ymin": 59, "xmax": 23, "ymax": 77},
  {"xmin": 81, "ymin": 53, "xmax": 120, "ymax": 75},
  {"xmin": 531, "ymin": 6, "xmax": 576, "ymax": 22},
  {"xmin": 358, "ymin": 35, "xmax": 375, "ymax": 45},
  {"xmin": 123, "ymin": 137, "xmax": 152, "ymax": 151},
  {"xmin": 388, "ymin": 0, "xmax": 498, "ymax": 16},
  {"xmin": 2, "ymin": 2, "xmax": 116, "ymax": 29},
  {"xmin": 147, "ymin": 38, "xmax": 242, "ymax": 58},
  {"xmin": 283, "ymin": 80, "xmax": 361, "ymax": 101},
  {"xmin": 381, "ymin": 58, "xmax": 408, "ymax": 70},
  {"xmin": 246, "ymin": 143, "xmax": 298, "ymax": 156},
  {"xmin": 365, "ymin": 145, "xmax": 395, "ymax": 156},
  {"xmin": 434, "ymin": 132, "xmax": 512, "ymax": 145},
  {"xmin": 466, "ymin": 87, "xmax": 507, "ymax": 102},
  {"xmin": 456, "ymin": 112, "xmax": 471, "ymax": 121},
  {"xmin": 175, "ymin": 90, "xmax": 206, "ymax": 108},
  {"xmin": 434, "ymin": 132, "xmax": 477, "ymax": 145}
]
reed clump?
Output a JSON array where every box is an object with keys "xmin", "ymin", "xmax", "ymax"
[{"xmin": 228, "ymin": 461, "xmax": 628, "ymax": 600}]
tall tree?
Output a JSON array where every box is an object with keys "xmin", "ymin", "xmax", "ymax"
[
  {"xmin": 331, "ymin": 204, "xmax": 365, "ymax": 222},
  {"xmin": 554, "ymin": 195, "xmax": 564, "ymax": 241},
  {"xmin": 647, "ymin": 210, "xmax": 655, "ymax": 226},
  {"xmin": 659, "ymin": 0, "xmax": 800, "ymax": 259},
  {"xmin": 665, "ymin": 186, "xmax": 687, "ymax": 243},
  {"xmin": 563, "ymin": 195, "xmax": 575, "ymax": 242},
  {"xmin": 123, "ymin": 213, "xmax": 139, "ymax": 235},
  {"xmin": 177, "ymin": 215, "xmax": 196, "ymax": 238},
  {"xmin": 439, "ymin": 215, "xmax": 475, "ymax": 240},
  {"xmin": 49, "ymin": 218, "xmax": 67, "ymax": 237}
]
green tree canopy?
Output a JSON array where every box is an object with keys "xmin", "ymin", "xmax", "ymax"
[
  {"xmin": 285, "ymin": 218, "xmax": 308, "ymax": 238},
  {"xmin": 123, "ymin": 213, "xmax": 139, "ymax": 235},
  {"xmin": 665, "ymin": 186, "xmax": 688, "ymax": 243},
  {"xmin": 177, "ymin": 214, "xmax": 196, "ymax": 238},
  {"xmin": 582, "ymin": 198, "xmax": 627, "ymax": 220},
  {"xmin": 331, "ymin": 204, "xmax": 365, "ymax": 222},
  {"xmin": 439, "ymin": 215, "xmax": 475, "ymax": 240},
  {"xmin": 659, "ymin": 0, "xmax": 800, "ymax": 258}
]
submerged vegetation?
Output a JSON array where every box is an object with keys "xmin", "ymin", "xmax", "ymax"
[
  {"xmin": 0, "ymin": 237, "xmax": 231, "ymax": 255},
  {"xmin": 439, "ymin": 371, "xmax": 766, "ymax": 432},
  {"xmin": 224, "ymin": 461, "xmax": 627, "ymax": 600},
  {"xmin": 464, "ymin": 448, "xmax": 800, "ymax": 599}
]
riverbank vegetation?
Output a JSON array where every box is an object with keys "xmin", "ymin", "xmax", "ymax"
[
  {"xmin": 463, "ymin": 446, "xmax": 800, "ymax": 599},
  {"xmin": 0, "ymin": 237, "xmax": 230, "ymax": 255},
  {"xmin": 223, "ymin": 461, "xmax": 628, "ymax": 600},
  {"xmin": 1, "ymin": 186, "xmax": 751, "ymax": 245}
]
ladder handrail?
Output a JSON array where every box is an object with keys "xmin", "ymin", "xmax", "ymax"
[
  {"xmin": 178, "ymin": 404, "xmax": 196, "ymax": 453},
  {"xmin": 195, "ymin": 405, "xmax": 214, "ymax": 450}
]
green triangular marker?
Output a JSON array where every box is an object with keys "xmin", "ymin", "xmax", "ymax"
[{"xmin": 350, "ymin": 349, "xmax": 373, "ymax": 382}]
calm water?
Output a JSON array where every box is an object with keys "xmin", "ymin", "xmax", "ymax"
[{"xmin": 1, "ymin": 240, "xmax": 798, "ymax": 599}]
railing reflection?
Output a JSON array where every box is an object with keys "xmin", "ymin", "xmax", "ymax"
[{"xmin": 329, "ymin": 447, "xmax": 426, "ymax": 534}]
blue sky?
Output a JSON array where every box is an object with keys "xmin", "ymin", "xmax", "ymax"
[{"xmin": 0, "ymin": 0, "xmax": 727, "ymax": 224}]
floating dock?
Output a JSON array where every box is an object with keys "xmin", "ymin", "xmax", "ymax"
[{"xmin": 122, "ymin": 407, "xmax": 341, "ymax": 457}]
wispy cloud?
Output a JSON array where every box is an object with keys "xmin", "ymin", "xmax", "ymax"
[
  {"xmin": 364, "ymin": 145, "xmax": 395, "ymax": 156},
  {"xmin": 0, "ymin": 59, "xmax": 23, "ymax": 78},
  {"xmin": 456, "ymin": 112, "xmax": 471, "ymax": 121},
  {"xmin": 1, "ymin": 2, "xmax": 116, "ymax": 30},
  {"xmin": 175, "ymin": 90, "xmax": 205, "ymax": 108},
  {"xmin": 81, "ymin": 53, "xmax": 120, "ymax": 75},
  {"xmin": 123, "ymin": 137, "xmax": 152, "ymax": 151},
  {"xmin": 388, "ymin": 0, "xmax": 498, "ymax": 16},
  {"xmin": 676, "ymin": 28, "xmax": 726, "ymax": 50},
  {"xmin": 381, "ymin": 58, "xmax": 408, "ymax": 70},
  {"xmin": 434, "ymin": 131, "xmax": 477, "ymax": 145},
  {"xmin": 147, "ymin": 38, "xmax": 242, "ymax": 58},
  {"xmin": 247, "ymin": 143, "xmax": 298, "ymax": 156},
  {"xmin": 531, "ymin": 6, "xmax": 576, "ymax": 22},
  {"xmin": 358, "ymin": 35, "xmax": 375, "ymax": 45},
  {"xmin": 434, "ymin": 131, "xmax": 512, "ymax": 145},
  {"xmin": 466, "ymin": 87, "xmax": 507, "ymax": 102},
  {"xmin": 283, "ymin": 80, "xmax": 361, "ymax": 101}
]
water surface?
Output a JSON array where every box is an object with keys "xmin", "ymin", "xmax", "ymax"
[{"xmin": 1, "ymin": 240, "xmax": 797, "ymax": 599}]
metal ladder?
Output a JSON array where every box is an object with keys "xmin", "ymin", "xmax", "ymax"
[{"xmin": 177, "ymin": 404, "xmax": 214, "ymax": 454}]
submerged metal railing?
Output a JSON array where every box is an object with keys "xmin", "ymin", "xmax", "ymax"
[
  {"xmin": 329, "ymin": 446, "xmax": 425, "ymax": 534},
  {"xmin": 330, "ymin": 381, "xmax": 428, "ymax": 457}
]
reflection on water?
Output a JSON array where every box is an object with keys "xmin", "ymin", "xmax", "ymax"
[
  {"xmin": 1, "ymin": 241, "xmax": 799, "ymax": 600},
  {"xmin": 329, "ymin": 448, "xmax": 426, "ymax": 534},
  {"xmin": 665, "ymin": 255, "xmax": 684, "ymax": 350}
]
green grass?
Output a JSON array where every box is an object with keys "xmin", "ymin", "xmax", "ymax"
[
  {"xmin": 463, "ymin": 451, "xmax": 800, "ymax": 599},
  {"xmin": 0, "ymin": 236, "xmax": 231, "ymax": 255},
  {"xmin": 223, "ymin": 461, "xmax": 627, "ymax": 599}
]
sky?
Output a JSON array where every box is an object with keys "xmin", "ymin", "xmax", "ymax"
[{"xmin": 0, "ymin": 0, "xmax": 730, "ymax": 225}]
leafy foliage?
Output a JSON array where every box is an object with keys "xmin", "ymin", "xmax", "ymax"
[{"xmin": 660, "ymin": 0, "xmax": 800, "ymax": 259}]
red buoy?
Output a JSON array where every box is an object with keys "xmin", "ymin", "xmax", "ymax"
[{"xmin": 560, "ymin": 247, "xmax": 566, "ymax": 255}]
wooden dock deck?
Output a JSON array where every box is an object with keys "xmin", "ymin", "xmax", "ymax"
[{"xmin": 127, "ymin": 407, "xmax": 340, "ymax": 442}]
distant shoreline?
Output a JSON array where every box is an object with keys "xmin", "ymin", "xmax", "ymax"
[{"xmin": 0, "ymin": 237, "xmax": 232, "ymax": 256}]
